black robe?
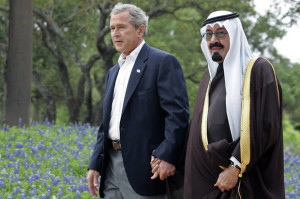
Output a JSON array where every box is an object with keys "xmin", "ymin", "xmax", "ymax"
[{"xmin": 184, "ymin": 58, "xmax": 284, "ymax": 199}]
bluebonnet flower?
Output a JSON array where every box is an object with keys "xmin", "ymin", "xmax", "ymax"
[
  {"xmin": 6, "ymin": 194, "xmax": 12, "ymax": 199},
  {"xmin": 29, "ymin": 137, "xmax": 35, "ymax": 143},
  {"xmin": 30, "ymin": 185, "xmax": 37, "ymax": 197},
  {"xmin": 56, "ymin": 159, "xmax": 61, "ymax": 168},
  {"xmin": 53, "ymin": 176, "xmax": 60, "ymax": 186},
  {"xmin": 5, "ymin": 151, "xmax": 11, "ymax": 159},
  {"xmin": 0, "ymin": 179, "xmax": 5, "ymax": 188},
  {"xmin": 57, "ymin": 186, "xmax": 64, "ymax": 198},
  {"xmin": 18, "ymin": 118, "xmax": 22, "ymax": 127},
  {"xmin": 63, "ymin": 174, "xmax": 71, "ymax": 183},
  {"xmin": 38, "ymin": 129, "xmax": 45, "ymax": 136},
  {"xmin": 12, "ymin": 187, "xmax": 20, "ymax": 196},
  {"xmin": 38, "ymin": 141, "xmax": 46, "ymax": 151},
  {"xmin": 8, "ymin": 162, "xmax": 13, "ymax": 168},
  {"xmin": 24, "ymin": 171, "xmax": 28, "ymax": 180},
  {"xmin": 31, "ymin": 147, "xmax": 38, "ymax": 155},
  {"xmin": 76, "ymin": 191, "xmax": 81, "ymax": 199},
  {"xmin": 20, "ymin": 191, "xmax": 26, "ymax": 199},
  {"xmin": 55, "ymin": 144, "xmax": 60, "ymax": 152},
  {"xmin": 40, "ymin": 194, "xmax": 46, "ymax": 199},
  {"xmin": 13, "ymin": 174, "xmax": 20, "ymax": 182},
  {"xmin": 6, "ymin": 142, "xmax": 12, "ymax": 148},
  {"xmin": 77, "ymin": 183, "xmax": 84, "ymax": 193},
  {"xmin": 43, "ymin": 119, "xmax": 49, "ymax": 125},
  {"xmin": 13, "ymin": 149, "xmax": 21, "ymax": 157},
  {"xmin": 22, "ymin": 159, "xmax": 28, "ymax": 169},
  {"xmin": 47, "ymin": 189, "xmax": 51, "ymax": 198},
  {"xmin": 50, "ymin": 158, "xmax": 55, "ymax": 167},
  {"xmin": 85, "ymin": 184, "xmax": 89, "ymax": 192},
  {"xmin": 14, "ymin": 161, "xmax": 20, "ymax": 174},
  {"xmin": 10, "ymin": 135, "xmax": 15, "ymax": 141},
  {"xmin": 72, "ymin": 185, "xmax": 77, "ymax": 192},
  {"xmin": 15, "ymin": 142, "xmax": 23, "ymax": 148},
  {"xmin": 29, "ymin": 162, "xmax": 36, "ymax": 169},
  {"xmin": 17, "ymin": 181, "xmax": 22, "ymax": 188}
]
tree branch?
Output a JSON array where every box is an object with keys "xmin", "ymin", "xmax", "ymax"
[
  {"xmin": 186, "ymin": 76, "xmax": 199, "ymax": 84},
  {"xmin": 58, "ymin": 4, "xmax": 96, "ymax": 27},
  {"xmin": 147, "ymin": 2, "xmax": 204, "ymax": 19},
  {"xmin": 34, "ymin": 7, "xmax": 85, "ymax": 70},
  {"xmin": 0, "ymin": 6, "xmax": 9, "ymax": 13},
  {"xmin": 86, "ymin": 54, "xmax": 101, "ymax": 71},
  {"xmin": 57, "ymin": 5, "xmax": 80, "ymax": 27},
  {"xmin": 184, "ymin": 70, "xmax": 199, "ymax": 80},
  {"xmin": 32, "ymin": 68, "xmax": 56, "ymax": 122},
  {"xmin": 96, "ymin": 2, "xmax": 116, "ymax": 58}
]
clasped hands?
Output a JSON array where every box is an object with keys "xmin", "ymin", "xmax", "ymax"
[{"xmin": 150, "ymin": 156, "xmax": 175, "ymax": 180}]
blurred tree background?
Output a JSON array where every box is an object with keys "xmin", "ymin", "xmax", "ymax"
[{"xmin": 0, "ymin": 0, "xmax": 299, "ymax": 135}]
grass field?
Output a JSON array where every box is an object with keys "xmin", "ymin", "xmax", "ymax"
[{"xmin": 0, "ymin": 122, "xmax": 299, "ymax": 198}]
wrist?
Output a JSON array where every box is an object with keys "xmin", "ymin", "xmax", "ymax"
[{"xmin": 230, "ymin": 161, "xmax": 241, "ymax": 170}]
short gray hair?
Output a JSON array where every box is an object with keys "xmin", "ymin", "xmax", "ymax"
[{"xmin": 111, "ymin": 3, "xmax": 149, "ymax": 38}]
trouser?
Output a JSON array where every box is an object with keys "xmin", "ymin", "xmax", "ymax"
[{"xmin": 104, "ymin": 149, "xmax": 167, "ymax": 199}]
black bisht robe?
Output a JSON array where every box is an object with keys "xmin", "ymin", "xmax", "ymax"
[{"xmin": 184, "ymin": 58, "xmax": 284, "ymax": 199}]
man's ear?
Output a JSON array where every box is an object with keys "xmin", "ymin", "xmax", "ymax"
[{"xmin": 138, "ymin": 24, "xmax": 146, "ymax": 36}]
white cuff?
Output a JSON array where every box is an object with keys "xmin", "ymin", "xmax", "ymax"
[{"xmin": 230, "ymin": 156, "xmax": 241, "ymax": 168}]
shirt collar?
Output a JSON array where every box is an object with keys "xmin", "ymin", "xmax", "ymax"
[{"xmin": 118, "ymin": 40, "xmax": 145, "ymax": 67}]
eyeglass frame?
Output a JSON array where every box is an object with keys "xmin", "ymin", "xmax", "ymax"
[{"xmin": 202, "ymin": 31, "xmax": 228, "ymax": 41}]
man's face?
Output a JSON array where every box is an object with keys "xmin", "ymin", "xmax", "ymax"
[
  {"xmin": 110, "ymin": 11, "xmax": 145, "ymax": 56},
  {"xmin": 206, "ymin": 24, "xmax": 230, "ymax": 63}
]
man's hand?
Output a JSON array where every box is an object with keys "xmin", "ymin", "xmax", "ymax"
[
  {"xmin": 214, "ymin": 165, "xmax": 240, "ymax": 192},
  {"xmin": 150, "ymin": 156, "xmax": 175, "ymax": 180},
  {"xmin": 86, "ymin": 169, "xmax": 100, "ymax": 197}
]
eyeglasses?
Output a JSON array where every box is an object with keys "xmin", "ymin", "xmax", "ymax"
[{"xmin": 203, "ymin": 31, "xmax": 227, "ymax": 41}]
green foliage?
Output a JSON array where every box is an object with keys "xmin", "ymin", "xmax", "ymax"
[
  {"xmin": 0, "ymin": 0, "xmax": 299, "ymax": 129},
  {"xmin": 269, "ymin": 50, "xmax": 300, "ymax": 126},
  {"xmin": 283, "ymin": 113, "xmax": 300, "ymax": 154},
  {"xmin": 0, "ymin": 123, "xmax": 97, "ymax": 198}
]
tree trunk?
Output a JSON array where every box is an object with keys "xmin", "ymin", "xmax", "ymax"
[
  {"xmin": 4, "ymin": 0, "xmax": 33, "ymax": 127},
  {"xmin": 32, "ymin": 69, "xmax": 56, "ymax": 123},
  {"xmin": 32, "ymin": 90, "xmax": 40, "ymax": 122},
  {"xmin": 92, "ymin": 56, "xmax": 114, "ymax": 126}
]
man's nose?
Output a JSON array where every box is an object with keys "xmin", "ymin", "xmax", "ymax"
[
  {"xmin": 112, "ymin": 28, "xmax": 120, "ymax": 37},
  {"xmin": 210, "ymin": 33, "xmax": 219, "ymax": 42}
]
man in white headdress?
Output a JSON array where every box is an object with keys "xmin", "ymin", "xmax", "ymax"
[{"xmin": 184, "ymin": 11, "xmax": 284, "ymax": 198}]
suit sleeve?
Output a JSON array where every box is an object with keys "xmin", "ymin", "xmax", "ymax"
[
  {"xmin": 88, "ymin": 123, "xmax": 104, "ymax": 172},
  {"xmin": 87, "ymin": 71, "xmax": 111, "ymax": 173},
  {"xmin": 152, "ymin": 54, "xmax": 189, "ymax": 165}
]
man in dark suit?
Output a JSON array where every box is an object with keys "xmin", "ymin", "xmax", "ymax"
[{"xmin": 86, "ymin": 3, "xmax": 189, "ymax": 199}]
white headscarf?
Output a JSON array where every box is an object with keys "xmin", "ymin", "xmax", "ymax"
[{"xmin": 200, "ymin": 11, "xmax": 253, "ymax": 141}]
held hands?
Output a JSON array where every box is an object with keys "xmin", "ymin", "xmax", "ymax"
[
  {"xmin": 214, "ymin": 165, "xmax": 240, "ymax": 192},
  {"xmin": 86, "ymin": 169, "xmax": 100, "ymax": 197},
  {"xmin": 150, "ymin": 156, "xmax": 175, "ymax": 180}
]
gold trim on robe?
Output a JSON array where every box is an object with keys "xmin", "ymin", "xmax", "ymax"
[{"xmin": 201, "ymin": 57, "xmax": 280, "ymax": 176}]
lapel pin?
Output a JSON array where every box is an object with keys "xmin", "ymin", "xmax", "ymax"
[{"xmin": 137, "ymin": 69, "xmax": 141, "ymax": 73}]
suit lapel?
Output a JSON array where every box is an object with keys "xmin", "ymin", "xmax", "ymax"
[
  {"xmin": 103, "ymin": 65, "xmax": 120, "ymax": 130},
  {"xmin": 122, "ymin": 44, "xmax": 149, "ymax": 114}
]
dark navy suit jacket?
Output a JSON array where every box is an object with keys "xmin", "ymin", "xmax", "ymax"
[{"xmin": 88, "ymin": 43, "xmax": 189, "ymax": 197}]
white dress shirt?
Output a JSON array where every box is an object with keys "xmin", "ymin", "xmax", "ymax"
[{"xmin": 108, "ymin": 40, "xmax": 145, "ymax": 141}]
